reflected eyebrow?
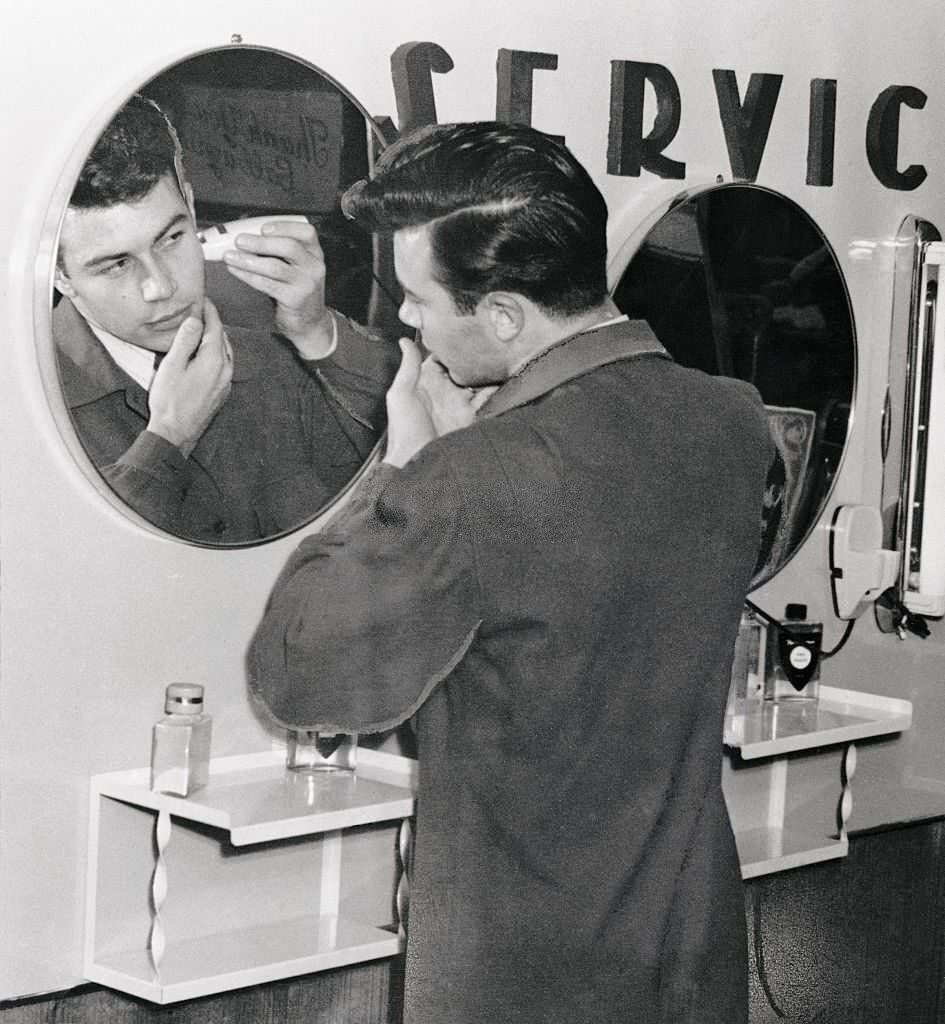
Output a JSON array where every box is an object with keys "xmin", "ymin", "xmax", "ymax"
[{"xmin": 81, "ymin": 212, "xmax": 189, "ymax": 270}]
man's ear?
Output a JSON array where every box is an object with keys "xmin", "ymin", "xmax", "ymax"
[
  {"xmin": 54, "ymin": 266, "xmax": 77, "ymax": 299},
  {"xmin": 482, "ymin": 292, "xmax": 524, "ymax": 342}
]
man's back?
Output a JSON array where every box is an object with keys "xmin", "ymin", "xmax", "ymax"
[
  {"xmin": 397, "ymin": 342, "xmax": 770, "ymax": 1023},
  {"xmin": 251, "ymin": 322, "xmax": 772, "ymax": 1023},
  {"xmin": 252, "ymin": 118, "xmax": 774, "ymax": 1024}
]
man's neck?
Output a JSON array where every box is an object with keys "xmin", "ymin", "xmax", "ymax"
[{"xmin": 509, "ymin": 300, "xmax": 625, "ymax": 375}]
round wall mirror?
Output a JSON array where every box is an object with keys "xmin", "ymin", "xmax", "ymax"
[
  {"xmin": 611, "ymin": 184, "xmax": 856, "ymax": 585},
  {"xmin": 49, "ymin": 46, "xmax": 401, "ymax": 546}
]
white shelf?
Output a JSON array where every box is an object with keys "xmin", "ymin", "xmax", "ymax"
[
  {"xmin": 736, "ymin": 827, "xmax": 848, "ymax": 879},
  {"xmin": 724, "ymin": 685, "xmax": 913, "ymax": 759},
  {"xmin": 86, "ymin": 747, "xmax": 417, "ymax": 1003},
  {"xmin": 91, "ymin": 747, "xmax": 417, "ymax": 845},
  {"xmin": 86, "ymin": 687, "xmax": 915, "ymax": 1000},
  {"xmin": 87, "ymin": 915, "xmax": 401, "ymax": 1005},
  {"xmin": 723, "ymin": 686, "xmax": 913, "ymax": 878}
]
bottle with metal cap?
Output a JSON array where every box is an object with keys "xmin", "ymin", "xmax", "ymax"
[{"xmin": 150, "ymin": 683, "xmax": 212, "ymax": 795}]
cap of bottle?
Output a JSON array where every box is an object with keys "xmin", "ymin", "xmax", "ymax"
[
  {"xmin": 784, "ymin": 603, "xmax": 808, "ymax": 621},
  {"xmin": 165, "ymin": 683, "xmax": 205, "ymax": 714}
]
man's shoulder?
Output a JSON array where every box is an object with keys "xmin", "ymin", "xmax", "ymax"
[
  {"xmin": 52, "ymin": 295, "xmax": 92, "ymax": 354},
  {"xmin": 695, "ymin": 369, "xmax": 770, "ymax": 435},
  {"xmin": 52, "ymin": 297, "xmax": 130, "ymax": 406}
]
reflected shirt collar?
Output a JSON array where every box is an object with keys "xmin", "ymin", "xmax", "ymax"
[{"xmin": 89, "ymin": 324, "xmax": 158, "ymax": 391}]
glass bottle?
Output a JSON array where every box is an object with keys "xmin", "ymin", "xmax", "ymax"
[
  {"xmin": 150, "ymin": 683, "xmax": 212, "ymax": 795},
  {"xmin": 727, "ymin": 607, "xmax": 765, "ymax": 718},
  {"xmin": 286, "ymin": 729, "xmax": 357, "ymax": 772},
  {"xmin": 764, "ymin": 603, "xmax": 822, "ymax": 703}
]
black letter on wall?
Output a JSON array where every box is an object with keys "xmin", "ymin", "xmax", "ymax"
[
  {"xmin": 496, "ymin": 49, "xmax": 563, "ymax": 143},
  {"xmin": 867, "ymin": 85, "xmax": 927, "ymax": 191},
  {"xmin": 391, "ymin": 42, "xmax": 455, "ymax": 133},
  {"xmin": 608, "ymin": 61, "xmax": 685, "ymax": 179},
  {"xmin": 713, "ymin": 69, "xmax": 783, "ymax": 181},
  {"xmin": 807, "ymin": 78, "xmax": 837, "ymax": 187}
]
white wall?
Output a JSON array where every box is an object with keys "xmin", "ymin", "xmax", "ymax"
[{"xmin": 3, "ymin": 0, "xmax": 945, "ymax": 999}]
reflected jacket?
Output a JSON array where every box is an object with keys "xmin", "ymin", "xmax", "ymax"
[
  {"xmin": 53, "ymin": 297, "xmax": 397, "ymax": 543},
  {"xmin": 249, "ymin": 318, "xmax": 774, "ymax": 1024}
]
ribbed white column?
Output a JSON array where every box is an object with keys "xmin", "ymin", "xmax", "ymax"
[
  {"xmin": 149, "ymin": 808, "xmax": 172, "ymax": 977},
  {"xmin": 396, "ymin": 818, "xmax": 413, "ymax": 938},
  {"xmin": 838, "ymin": 743, "xmax": 857, "ymax": 842}
]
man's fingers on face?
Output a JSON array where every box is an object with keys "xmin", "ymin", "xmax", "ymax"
[
  {"xmin": 419, "ymin": 355, "xmax": 447, "ymax": 375},
  {"xmin": 199, "ymin": 304, "xmax": 227, "ymax": 352},
  {"xmin": 202, "ymin": 298, "xmax": 222, "ymax": 329},
  {"xmin": 397, "ymin": 337, "xmax": 421, "ymax": 366},
  {"xmin": 419, "ymin": 358, "xmax": 466, "ymax": 399},
  {"xmin": 166, "ymin": 315, "xmax": 204, "ymax": 362},
  {"xmin": 470, "ymin": 385, "xmax": 499, "ymax": 411},
  {"xmin": 387, "ymin": 341, "xmax": 420, "ymax": 397},
  {"xmin": 400, "ymin": 338, "xmax": 427, "ymax": 379}
]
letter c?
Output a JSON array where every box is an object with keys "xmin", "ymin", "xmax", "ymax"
[{"xmin": 867, "ymin": 85, "xmax": 927, "ymax": 191}]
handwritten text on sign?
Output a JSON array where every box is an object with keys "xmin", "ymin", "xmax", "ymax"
[{"xmin": 177, "ymin": 87, "xmax": 344, "ymax": 211}]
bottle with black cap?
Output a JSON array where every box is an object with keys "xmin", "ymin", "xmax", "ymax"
[{"xmin": 763, "ymin": 603, "xmax": 822, "ymax": 703}]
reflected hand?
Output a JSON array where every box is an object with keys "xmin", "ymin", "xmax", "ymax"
[
  {"xmin": 222, "ymin": 219, "xmax": 334, "ymax": 359},
  {"xmin": 147, "ymin": 299, "xmax": 233, "ymax": 458}
]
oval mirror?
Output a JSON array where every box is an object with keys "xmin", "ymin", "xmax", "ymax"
[
  {"xmin": 611, "ymin": 184, "xmax": 855, "ymax": 586},
  {"xmin": 50, "ymin": 46, "xmax": 401, "ymax": 546}
]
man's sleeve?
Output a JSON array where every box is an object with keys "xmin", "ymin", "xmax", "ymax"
[
  {"xmin": 247, "ymin": 445, "xmax": 481, "ymax": 733},
  {"xmin": 101, "ymin": 430, "xmax": 196, "ymax": 535},
  {"xmin": 308, "ymin": 313, "xmax": 400, "ymax": 431}
]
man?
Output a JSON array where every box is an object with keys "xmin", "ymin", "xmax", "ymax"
[
  {"xmin": 53, "ymin": 94, "xmax": 397, "ymax": 543},
  {"xmin": 249, "ymin": 122, "xmax": 773, "ymax": 1023}
]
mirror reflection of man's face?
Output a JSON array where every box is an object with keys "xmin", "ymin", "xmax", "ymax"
[{"xmin": 55, "ymin": 173, "xmax": 205, "ymax": 353}]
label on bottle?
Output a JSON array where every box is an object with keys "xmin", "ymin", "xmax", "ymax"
[
  {"xmin": 777, "ymin": 627, "xmax": 821, "ymax": 690},
  {"xmin": 789, "ymin": 646, "xmax": 813, "ymax": 670}
]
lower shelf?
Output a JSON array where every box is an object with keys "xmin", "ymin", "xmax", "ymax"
[
  {"xmin": 86, "ymin": 915, "xmax": 403, "ymax": 1004},
  {"xmin": 736, "ymin": 826, "xmax": 847, "ymax": 879}
]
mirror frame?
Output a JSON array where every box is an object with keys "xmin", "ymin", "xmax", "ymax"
[{"xmin": 35, "ymin": 43, "xmax": 395, "ymax": 548}]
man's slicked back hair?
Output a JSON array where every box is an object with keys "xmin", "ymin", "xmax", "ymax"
[{"xmin": 342, "ymin": 122, "xmax": 610, "ymax": 318}]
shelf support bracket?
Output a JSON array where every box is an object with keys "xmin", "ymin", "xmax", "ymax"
[{"xmin": 149, "ymin": 808, "xmax": 172, "ymax": 980}]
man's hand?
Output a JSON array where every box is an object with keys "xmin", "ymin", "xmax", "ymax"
[
  {"xmin": 418, "ymin": 357, "xmax": 497, "ymax": 436},
  {"xmin": 147, "ymin": 299, "xmax": 233, "ymax": 458},
  {"xmin": 222, "ymin": 219, "xmax": 335, "ymax": 359},
  {"xmin": 383, "ymin": 339, "xmax": 497, "ymax": 468}
]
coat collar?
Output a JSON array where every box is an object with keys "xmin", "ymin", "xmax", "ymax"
[
  {"xmin": 478, "ymin": 318, "xmax": 669, "ymax": 419},
  {"xmin": 54, "ymin": 297, "xmax": 142, "ymax": 410}
]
